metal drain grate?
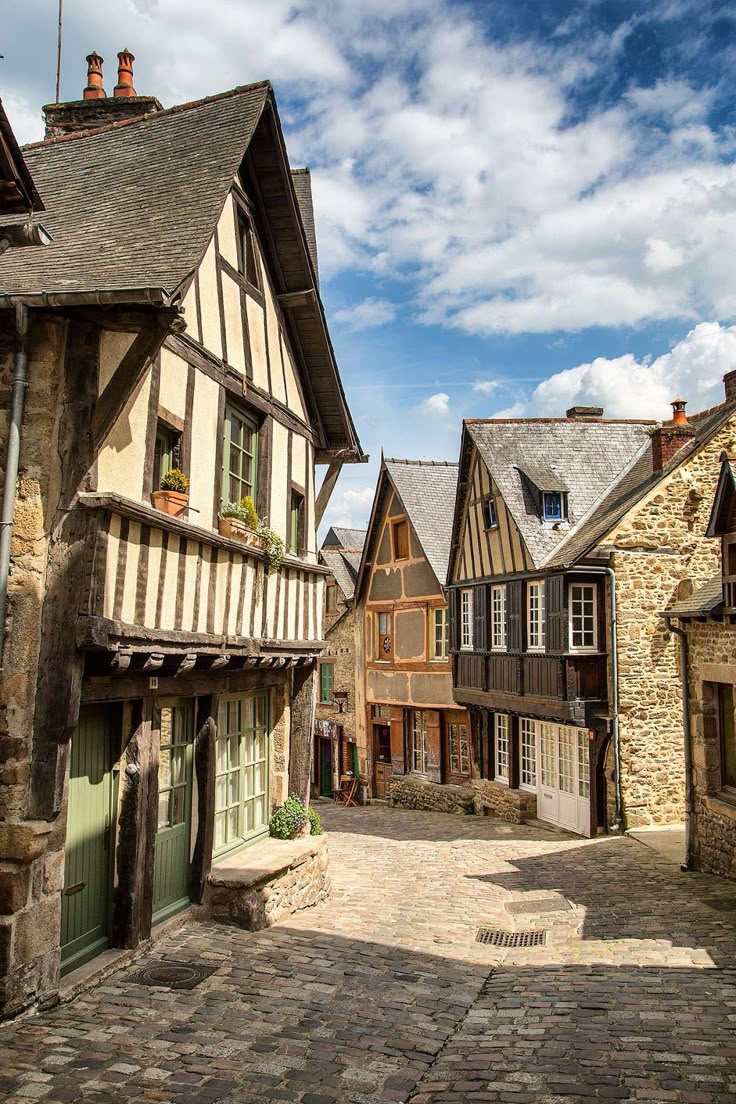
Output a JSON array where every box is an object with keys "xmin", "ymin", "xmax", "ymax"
[
  {"xmin": 129, "ymin": 960, "xmax": 220, "ymax": 989},
  {"xmin": 476, "ymin": 927, "xmax": 547, "ymax": 948},
  {"xmin": 505, "ymin": 896, "xmax": 571, "ymax": 916}
]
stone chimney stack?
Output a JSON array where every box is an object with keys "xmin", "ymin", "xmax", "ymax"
[
  {"xmin": 724, "ymin": 370, "xmax": 736, "ymax": 405},
  {"xmin": 113, "ymin": 49, "xmax": 137, "ymax": 97},
  {"xmin": 651, "ymin": 399, "xmax": 696, "ymax": 472},
  {"xmin": 566, "ymin": 406, "xmax": 603, "ymax": 420},
  {"xmin": 43, "ymin": 49, "xmax": 162, "ymax": 139}
]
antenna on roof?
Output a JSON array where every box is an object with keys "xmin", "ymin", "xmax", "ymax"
[{"xmin": 55, "ymin": 0, "xmax": 63, "ymax": 104}]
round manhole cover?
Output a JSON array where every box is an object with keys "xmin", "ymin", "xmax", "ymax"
[{"xmin": 130, "ymin": 960, "xmax": 219, "ymax": 989}]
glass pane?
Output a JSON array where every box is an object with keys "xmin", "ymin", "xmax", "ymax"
[
  {"xmin": 214, "ymin": 811, "xmax": 226, "ymax": 850},
  {"xmin": 256, "ymin": 694, "xmax": 266, "ymax": 729},
  {"xmin": 228, "ymin": 772, "xmax": 239, "ymax": 806},
  {"xmin": 228, "ymin": 806, "xmax": 239, "ymax": 840},
  {"xmin": 160, "ymin": 707, "xmax": 173, "ymax": 746},
  {"xmin": 216, "ymin": 738, "xmax": 228, "ymax": 774},
  {"xmin": 244, "ymin": 695, "xmax": 255, "ymax": 730},
  {"xmin": 158, "ymin": 791, "xmax": 171, "ymax": 830},
  {"xmin": 171, "ymin": 748, "xmax": 185, "ymax": 786},
  {"xmin": 215, "ymin": 775, "xmax": 227, "ymax": 811},
  {"xmin": 228, "ymin": 735, "xmax": 240, "ymax": 769},
  {"xmin": 158, "ymin": 746, "xmax": 171, "ymax": 791},
  {"xmin": 578, "ymin": 730, "xmax": 590, "ymax": 799},
  {"xmin": 558, "ymin": 729, "xmax": 575, "ymax": 793},
  {"xmin": 172, "ymin": 785, "xmax": 186, "ymax": 825}
]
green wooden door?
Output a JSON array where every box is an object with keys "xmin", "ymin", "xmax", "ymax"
[
  {"xmin": 152, "ymin": 701, "xmax": 194, "ymax": 925},
  {"xmin": 61, "ymin": 705, "xmax": 117, "ymax": 976}
]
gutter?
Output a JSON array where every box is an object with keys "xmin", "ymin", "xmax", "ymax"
[
  {"xmin": 0, "ymin": 287, "xmax": 169, "ymax": 309},
  {"xmin": 0, "ymin": 304, "xmax": 28, "ymax": 669},
  {"xmin": 664, "ymin": 614, "xmax": 694, "ymax": 872},
  {"xmin": 574, "ymin": 565, "xmax": 621, "ymax": 830}
]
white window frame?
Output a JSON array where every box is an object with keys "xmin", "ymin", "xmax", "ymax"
[
  {"xmin": 527, "ymin": 580, "xmax": 545, "ymax": 652},
  {"xmin": 520, "ymin": 718, "xmax": 537, "ymax": 791},
  {"xmin": 410, "ymin": 709, "xmax": 427, "ymax": 774},
  {"xmin": 569, "ymin": 582, "xmax": 598, "ymax": 652},
  {"xmin": 460, "ymin": 588, "xmax": 474, "ymax": 651},
  {"xmin": 490, "ymin": 584, "xmax": 507, "ymax": 652},
  {"xmin": 431, "ymin": 605, "xmax": 449, "ymax": 661},
  {"xmin": 494, "ymin": 713, "xmax": 509, "ymax": 784}
]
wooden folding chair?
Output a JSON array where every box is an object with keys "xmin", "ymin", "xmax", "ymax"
[{"xmin": 336, "ymin": 774, "xmax": 359, "ymax": 807}]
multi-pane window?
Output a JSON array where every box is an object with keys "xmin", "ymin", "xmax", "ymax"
[
  {"xmin": 392, "ymin": 519, "xmax": 410, "ymax": 560},
  {"xmin": 410, "ymin": 710, "xmax": 427, "ymax": 774},
  {"xmin": 558, "ymin": 727, "xmax": 575, "ymax": 795},
  {"xmin": 460, "ymin": 589, "xmax": 474, "ymax": 650},
  {"xmin": 520, "ymin": 718, "xmax": 537, "ymax": 790},
  {"xmin": 540, "ymin": 722, "xmax": 557, "ymax": 787},
  {"xmin": 577, "ymin": 730, "xmax": 590, "ymax": 799},
  {"xmin": 482, "ymin": 495, "xmax": 498, "ymax": 530},
  {"xmin": 432, "ymin": 606, "xmax": 449, "ymax": 660},
  {"xmin": 527, "ymin": 581, "xmax": 545, "ymax": 651},
  {"xmin": 718, "ymin": 683, "xmax": 736, "ymax": 791},
  {"xmin": 238, "ymin": 213, "xmax": 261, "ymax": 289},
  {"xmin": 157, "ymin": 702, "xmax": 192, "ymax": 830},
  {"xmin": 570, "ymin": 583, "xmax": 597, "ymax": 651},
  {"xmin": 325, "ymin": 584, "xmax": 337, "ymax": 614},
  {"xmin": 222, "ymin": 404, "xmax": 257, "ymax": 506},
  {"xmin": 376, "ymin": 611, "xmax": 393, "ymax": 660},
  {"xmin": 491, "ymin": 584, "xmax": 506, "ymax": 651},
  {"xmin": 449, "ymin": 722, "xmax": 470, "ymax": 776},
  {"xmin": 319, "ymin": 662, "xmax": 333, "ymax": 704},
  {"xmin": 214, "ymin": 691, "xmax": 269, "ymax": 854},
  {"xmin": 371, "ymin": 704, "xmax": 391, "ymax": 719},
  {"xmin": 494, "ymin": 714, "xmax": 509, "ymax": 782},
  {"xmin": 543, "ymin": 491, "xmax": 564, "ymax": 521}
]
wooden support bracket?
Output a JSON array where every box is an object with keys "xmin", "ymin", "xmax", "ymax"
[
  {"xmin": 176, "ymin": 653, "xmax": 198, "ymax": 677},
  {"xmin": 314, "ymin": 459, "xmax": 344, "ymax": 529},
  {"xmin": 143, "ymin": 652, "xmax": 165, "ymax": 670},
  {"xmin": 209, "ymin": 655, "xmax": 230, "ymax": 670},
  {"xmin": 110, "ymin": 647, "xmax": 133, "ymax": 671}
]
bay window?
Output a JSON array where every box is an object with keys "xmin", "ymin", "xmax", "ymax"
[
  {"xmin": 527, "ymin": 580, "xmax": 545, "ymax": 651},
  {"xmin": 569, "ymin": 583, "xmax": 597, "ymax": 651},
  {"xmin": 460, "ymin": 589, "xmax": 474, "ymax": 650},
  {"xmin": 491, "ymin": 584, "xmax": 506, "ymax": 651}
]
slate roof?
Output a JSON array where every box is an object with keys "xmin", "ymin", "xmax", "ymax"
[
  {"xmin": 466, "ymin": 419, "xmax": 653, "ymax": 568},
  {"xmin": 0, "ymin": 83, "xmax": 269, "ymax": 299},
  {"xmin": 320, "ymin": 550, "xmax": 357, "ymax": 601},
  {"xmin": 385, "ymin": 459, "xmax": 459, "ymax": 586},
  {"xmin": 323, "ymin": 527, "xmax": 366, "ymax": 551},
  {"xmin": 291, "ymin": 168, "xmax": 318, "ymax": 287},
  {"xmin": 0, "ymin": 99, "xmax": 44, "ymax": 214},
  {"xmin": 666, "ymin": 576, "xmax": 723, "ymax": 617},
  {"xmin": 545, "ymin": 402, "xmax": 736, "ymax": 568}
]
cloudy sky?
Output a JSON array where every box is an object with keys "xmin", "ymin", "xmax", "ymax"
[{"xmin": 3, "ymin": 0, "xmax": 736, "ymax": 532}]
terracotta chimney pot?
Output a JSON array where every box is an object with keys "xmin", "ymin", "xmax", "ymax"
[
  {"xmin": 671, "ymin": 398, "xmax": 688, "ymax": 426},
  {"xmin": 83, "ymin": 52, "xmax": 106, "ymax": 100},
  {"xmin": 114, "ymin": 48, "xmax": 137, "ymax": 97}
]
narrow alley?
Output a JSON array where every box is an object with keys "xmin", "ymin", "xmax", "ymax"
[{"xmin": 1, "ymin": 805, "xmax": 735, "ymax": 1104}]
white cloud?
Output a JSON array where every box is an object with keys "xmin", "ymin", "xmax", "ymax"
[
  {"xmin": 472, "ymin": 380, "xmax": 502, "ymax": 394},
  {"xmin": 321, "ymin": 484, "xmax": 376, "ymax": 532},
  {"xmin": 333, "ymin": 297, "xmax": 397, "ymax": 330},
  {"xmin": 415, "ymin": 391, "xmax": 451, "ymax": 420},
  {"xmin": 530, "ymin": 321, "xmax": 736, "ymax": 420},
  {"xmin": 490, "ymin": 400, "xmax": 527, "ymax": 419}
]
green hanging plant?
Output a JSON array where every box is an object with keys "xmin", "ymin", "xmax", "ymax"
[{"xmin": 257, "ymin": 519, "xmax": 284, "ymax": 574}]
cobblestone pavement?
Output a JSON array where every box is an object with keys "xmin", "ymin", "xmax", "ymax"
[{"xmin": 1, "ymin": 806, "xmax": 736, "ymax": 1104}]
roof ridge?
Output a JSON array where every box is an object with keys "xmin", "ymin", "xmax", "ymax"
[
  {"xmin": 384, "ymin": 457, "xmax": 459, "ymax": 466},
  {"xmin": 464, "ymin": 417, "xmax": 657, "ymax": 426},
  {"xmin": 25, "ymin": 79, "xmax": 272, "ymax": 151}
]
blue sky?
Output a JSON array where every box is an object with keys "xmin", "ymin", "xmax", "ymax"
[{"xmin": 3, "ymin": 0, "xmax": 736, "ymax": 531}]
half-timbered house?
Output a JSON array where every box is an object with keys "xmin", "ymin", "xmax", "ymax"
[
  {"xmin": 313, "ymin": 527, "xmax": 366, "ymax": 797},
  {"xmin": 354, "ymin": 458, "xmax": 471, "ymax": 806},
  {"xmin": 0, "ymin": 54, "xmax": 363, "ymax": 1015},
  {"xmin": 448, "ymin": 392, "xmax": 736, "ymax": 837}
]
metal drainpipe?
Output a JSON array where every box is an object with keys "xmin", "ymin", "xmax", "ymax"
[
  {"xmin": 665, "ymin": 614, "xmax": 693, "ymax": 872},
  {"xmin": 572, "ymin": 565, "xmax": 621, "ymax": 829},
  {"xmin": 0, "ymin": 303, "xmax": 29, "ymax": 670}
]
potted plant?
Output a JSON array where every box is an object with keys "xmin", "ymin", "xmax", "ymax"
[
  {"xmin": 218, "ymin": 496, "xmax": 266, "ymax": 549},
  {"xmin": 257, "ymin": 519, "xmax": 284, "ymax": 574},
  {"xmin": 152, "ymin": 469, "xmax": 190, "ymax": 517}
]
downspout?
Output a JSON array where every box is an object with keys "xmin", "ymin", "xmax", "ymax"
[
  {"xmin": 0, "ymin": 303, "xmax": 29, "ymax": 670},
  {"xmin": 665, "ymin": 614, "xmax": 693, "ymax": 872},
  {"xmin": 572, "ymin": 565, "xmax": 621, "ymax": 829}
]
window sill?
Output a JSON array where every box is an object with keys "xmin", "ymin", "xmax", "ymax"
[
  {"xmin": 704, "ymin": 791, "xmax": 736, "ymax": 819},
  {"xmin": 494, "ymin": 775, "xmax": 509, "ymax": 787}
]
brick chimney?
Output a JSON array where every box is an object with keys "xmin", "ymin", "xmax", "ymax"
[
  {"xmin": 43, "ymin": 49, "xmax": 162, "ymax": 139},
  {"xmin": 566, "ymin": 406, "xmax": 603, "ymax": 420},
  {"xmin": 651, "ymin": 399, "xmax": 696, "ymax": 471}
]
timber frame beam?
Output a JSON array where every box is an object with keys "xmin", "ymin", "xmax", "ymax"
[{"xmin": 314, "ymin": 459, "xmax": 344, "ymax": 529}]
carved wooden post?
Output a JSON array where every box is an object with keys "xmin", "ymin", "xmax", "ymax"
[
  {"xmin": 112, "ymin": 697, "xmax": 157, "ymax": 947},
  {"xmin": 289, "ymin": 663, "xmax": 315, "ymax": 804},
  {"xmin": 190, "ymin": 695, "xmax": 217, "ymax": 902}
]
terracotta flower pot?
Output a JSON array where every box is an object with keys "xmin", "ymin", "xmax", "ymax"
[
  {"xmin": 218, "ymin": 516, "xmax": 268, "ymax": 549},
  {"xmin": 152, "ymin": 489, "xmax": 188, "ymax": 518}
]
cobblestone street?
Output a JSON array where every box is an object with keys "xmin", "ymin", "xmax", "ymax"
[{"xmin": 1, "ymin": 805, "xmax": 735, "ymax": 1104}]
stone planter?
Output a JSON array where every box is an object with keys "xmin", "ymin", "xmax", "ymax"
[
  {"xmin": 151, "ymin": 489, "xmax": 188, "ymax": 518},
  {"xmin": 218, "ymin": 516, "xmax": 267, "ymax": 548}
]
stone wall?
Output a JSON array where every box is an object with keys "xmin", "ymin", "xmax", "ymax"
[
  {"xmin": 315, "ymin": 584, "xmax": 367, "ymax": 776},
  {"xmin": 387, "ymin": 775, "xmax": 475, "ymax": 814},
  {"xmin": 607, "ymin": 415, "xmax": 736, "ymax": 827},
  {"xmin": 198, "ymin": 833, "xmax": 330, "ymax": 930},
  {"xmin": 680, "ymin": 618, "xmax": 736, "ymax": 880},
  {"xmin": 472, "ymin": 778, "xmax": 537, "ymax": 824}
]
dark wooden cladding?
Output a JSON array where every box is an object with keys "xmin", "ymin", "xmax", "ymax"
[
  {"xmin": 506, "ymin": 579, "xmax": 523, "ymax": 652},
  {"xmin": 456, "ymin": 650, "xmax": 607, "ymax": 706},
  {"xmin": 488, "ymin": 654, "xmax": 521, "ymax": 694},
  {"xmin": 569, "ymin": 654, "xmax": 608, "ymax": 700},
  {"xmin": 525, "ymin": 654, "xmax": 564, "ymax": 698},
  {"xmin": 455, "ymin": 653, "xmax": 486, "ymax": 691},
  {"xmin": 545, "ymin": 574, "xmax": 567, "ymax": 654}
]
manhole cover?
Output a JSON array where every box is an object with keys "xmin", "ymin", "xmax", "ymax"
[
  {"xmin": 505, "ymin": 896, "xmax": 572, "ymax": 915},
  {"xmin": 476, "ymin": 928, "xmax": 547, "ymax": 948},
  {"xmin": 129, "ymin": 960, "xmax": 219, "ymax": 989}
]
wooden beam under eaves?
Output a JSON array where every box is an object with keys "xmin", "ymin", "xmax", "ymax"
[{"xmin": 314, "ymin": 459, "xmax": 344, "ymax": 528}]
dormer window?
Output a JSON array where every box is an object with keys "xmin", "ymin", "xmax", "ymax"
[{"xmin": 543, "ymin": 491, "xmax": 566, "ymax": 521}]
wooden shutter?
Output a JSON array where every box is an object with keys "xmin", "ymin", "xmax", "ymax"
[
  {"xmin": 389, "ymin": 706, "xmax": 406, "ymax": 774},
  {"xmin": 449, "ymin": 588, "xmax": 459, "ymax": 653},
  {"xmin": 474, "ymin": 584, "xmax": 487, "ymax": 652},
  {"xmin": 425, "ymin": 710, "xmax": 442, "ymax": 783},
  {"xmin": 506, "ymin": 580, "xmax": 523, "ymax": 652},
  {"xmin": 545, "ymin": 574, "xmax": 567, "ymax": 653}
]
